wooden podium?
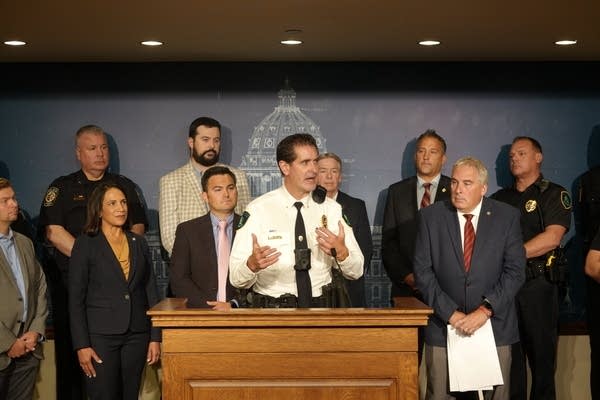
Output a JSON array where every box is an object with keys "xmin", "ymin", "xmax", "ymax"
[{"xmin": 149, "ymin": 298, "xmax": 432, "ymax": 400}]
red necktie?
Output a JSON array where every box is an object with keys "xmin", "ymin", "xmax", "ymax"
[
  {"xmin": 217, "ymin": 219, "xmax": 230, "ymax": 302},
  {"xmin": 421, "ymin": 183, "xmax": 432, "ymax": 209},
  {"xmin": 463, "ymin": 214, "xmax": 475, "ymax": 272}
]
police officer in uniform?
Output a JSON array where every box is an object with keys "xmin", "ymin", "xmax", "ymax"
[
  {"xmin": 580, "ymin": 164, "xmax": 600, "ymax": 398},
  {"xmin": 492, "ymin": 136, "xmax": 571, "ymax": 400},
  {"xmin": 229, "ymin": 133, "xmax": 364, "ymax": 307},
  {"xmin": 38, "ymin": 125, "xmax": 147, "ymax": 400}
]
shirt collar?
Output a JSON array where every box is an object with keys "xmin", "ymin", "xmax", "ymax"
[
  {"xmin": 457, "ymin": 198, "xmax": 484, "ymax": 218},
  {"xmin": 0, "ymin": 228, "xmax": 14, "ymax": 242},
  {"xmin": 279, "ymin": 185, "xmax": 312, "ymax": 209},
  {"xmin": 209, "ymin": 212, "xmax": 234, "ymax": 227},
  {"xmin": 417, "ymin": 173, "xmax": 441, "ymax": 188}
]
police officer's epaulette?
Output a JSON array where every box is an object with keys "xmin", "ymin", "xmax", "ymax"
[
  {"xmin": 237, "ymin": 211, "xmax": 250, "ymax": 229},
  {"xmin": 536, "ymin": 179, "xmax": 550, "ymax": 193},
  {"xmin": 342, "ymin": 213, "xmax": 352, "ymax": 227}
]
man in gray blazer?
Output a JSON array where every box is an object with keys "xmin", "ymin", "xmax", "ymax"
[
  {"xmin": 0, "ymin": 178, "xmax": 48, "ymax": 400},
  {"xmin": 414, "ymin": 157, "xmax": 525, "ymax": 400},
  {"xmin": 170, "ymin": 166, "xmax": 244, "ymax": 309}
]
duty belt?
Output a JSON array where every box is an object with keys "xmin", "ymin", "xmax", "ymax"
[
  {"xmin": 526, "ymin": 259, "xmax": 546, "ymax": 281},
  {"xmin": 250, "ymin": 292, "xmax": 329, "ymax": 308}
]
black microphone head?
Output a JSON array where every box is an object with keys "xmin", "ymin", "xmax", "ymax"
[{"xmin": 312, "ymin": 185, "xmax": 327, "ymax": 204}]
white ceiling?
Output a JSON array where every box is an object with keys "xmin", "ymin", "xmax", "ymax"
[{"xmin": 1, "ymin": 0, "xmax": 599, "ymax": 62}]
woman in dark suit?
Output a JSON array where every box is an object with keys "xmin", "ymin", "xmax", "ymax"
[{"xmin": 69, "ymin": 182, "xmax": 160, "ymax": 400}]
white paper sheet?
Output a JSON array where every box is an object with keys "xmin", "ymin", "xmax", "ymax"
[{"xmin": 447, "ymin": 319, "xmax": 504, "ymax": 392}]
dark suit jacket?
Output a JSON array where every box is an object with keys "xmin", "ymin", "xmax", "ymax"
[
  {"xmin": 0, "ymin": 232, "xmax": 48, "ymax": 370},
  {"xmin": 169, "ymin": 213, "xmax": 242, "ymax": 308},
  {"xmin": 336, "ymin": 191, "xmax": 373, "ymax": 307},
  {"xmin": 382, "ymin": 175, "xmax": 452, "ymax": 297},
  {"xmin": 69, "ymin": 231, "xmax": 161, "ymax": 351},
  {"xmin": 413, "ymin": 198, "xmax": 526, "ymax": 347}
]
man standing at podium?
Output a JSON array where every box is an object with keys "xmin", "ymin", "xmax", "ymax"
[{"xmin": 229, "ymin": 133, "xmax": 364, "ymax": 308}]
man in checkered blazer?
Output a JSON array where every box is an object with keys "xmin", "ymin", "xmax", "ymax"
[{"xmin": 159, "ymin": 117, "xmax": 251, "ymax": 254}]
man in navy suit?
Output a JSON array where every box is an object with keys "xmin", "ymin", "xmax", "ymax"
[
  {"xmin": 170, "ymin": 166, "xmax": 243, "ymax": 309},
  {"xmin": 383, "ymin": 129, "xmax": 451, "ymax": 303},
  {"xmin": 414, "ymin": 157, "xmax": 525, "ymax": 400},
  {"xmin": 317, "ymin": 152, "xmax": 373, "ymax": 307}
]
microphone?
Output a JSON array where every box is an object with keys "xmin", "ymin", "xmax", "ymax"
[{"xmin": 312, "ymin": 185, "xmax": 327, "ymax": 204}]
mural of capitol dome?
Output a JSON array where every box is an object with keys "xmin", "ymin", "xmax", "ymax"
[{"xmin": 240, "ymin": 81, "xmax": 327, "ymax": 197}]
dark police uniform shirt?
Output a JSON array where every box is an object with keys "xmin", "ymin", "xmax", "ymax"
[
  {"xmin": 580, "ymin": 166, "xmax": 600, "ymax": 247},
  {"xmin": 492, "ymin": 175, "xmax": 572, "ymax": 245},
  {"xmin": 39, "ymin": 169, "xmax": 147, "ymax": 272},
  {"xmin": 592, "ymin": 229, "xmax": 600, "ymax": 252}
]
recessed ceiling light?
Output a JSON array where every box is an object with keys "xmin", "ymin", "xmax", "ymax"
[
  {"xmin": 555, "ymin": 39, "xmax": 577, "ymax": 46},
  {"xmin": 141, "ymin": 40, "xmax": 163, "ymax": 46},
  {"xmin": 281, "ymin": 39, "xmax": 303, "ymax": 46},
  {"xmin": 281, "ymin": 29, "xmax": 303, "ymax": 46},
  {"xmin": 4, "ymin": 40, "xmax": 26, "ymax": 46},
  {"xmin": 419, "ymin": 40, "xmax": 441, "ymax": 46}
]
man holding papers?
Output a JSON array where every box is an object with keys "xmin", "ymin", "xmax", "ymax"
[{"xmin": 414, "ymin": 157, "xmax": 526, "ymax": 400}]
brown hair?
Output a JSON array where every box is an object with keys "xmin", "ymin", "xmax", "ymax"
[{"xmin": 83, "ymin": 182, "xmax": 130, "ymax": 235}]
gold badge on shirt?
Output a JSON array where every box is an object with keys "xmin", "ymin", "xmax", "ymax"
[
  {"xmin": 321, "ymin": 215, "xmax": 328, "ymax": 229},
  {"xmin": 525, "ymin": 199, "xmax": 537, "ymax": 213}
]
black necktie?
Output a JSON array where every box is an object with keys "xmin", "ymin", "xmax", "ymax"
[{"xmin": 294, "ymin": 202, "xmax": 312, "ymax": 307}]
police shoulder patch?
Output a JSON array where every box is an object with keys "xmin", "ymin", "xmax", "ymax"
[
  {"xmin": 237, "ymin": 211, "xmax": 250, "ymax": 229},
  {"xmin": 342, "ymin": 213, "xmax": 352, "ymax": 227},
  {"xmin": 560, "ymin": 191, "xmax": 572, "ymax": 210},
  {"xmin": 43, "ymin": 187, "xmax": 60, "ymax": 207}
]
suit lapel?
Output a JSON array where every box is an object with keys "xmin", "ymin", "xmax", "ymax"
[
  {"xmin": 184, "ymin": 162, "xmax": 208, "ymax": 215},
  {"xmin": 99, "ymin": 233, "xmax": 129, "ymax": 286},
  {"xmin": 443, "ymin": 203, "xmax": 464, "ymax": 271},
  {"xmin": 0, "ymin": 247, "xmax": 19, "ymax": 292},
  {"xmin": 436, "ymin": 176, "xmax": 451, "ymax": 202},
  {"xmin": 13, "ymin": 235, "xmax": 30, "ymax": 295},
  {"xmin": 409, "ymin": 177, "xmax": 419, "ymax": 212},
  {"xmin": 199, "ymin": 216, "xmax": 218, "ymax": 273},
  {"xmin": 125, "ymin": 233, "xmax": 137, "ymax": 285},
  {"xmin": 471, "ymin": 198, "xmax": 493, "ymax": 270}
]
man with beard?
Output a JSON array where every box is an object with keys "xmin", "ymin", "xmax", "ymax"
[{"xmin": 159, "ymin": 117, "xmax": 251, "ymax": 255}]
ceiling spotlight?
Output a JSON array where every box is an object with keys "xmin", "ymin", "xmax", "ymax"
[
  {"xmin": 141, "ymin": 40, "xmax": 163, "ymax": 46},
  {"xmin": 4, "ymin": 40, "xmax": 26, "ymax": 46},
  {"xmin": 281, "ymin": 39, "xmax": 303, "ymax": 45},
  {"xmin": 419, "ymin": 40, "xmax": 441, "ymax": 46},
  {"xmin": 281, "ymin": 29, "xmax": 303, "ymax": 46},
  {"xmin": 555, "ymin": 39, "xmax": 577, "ymax": 46}
]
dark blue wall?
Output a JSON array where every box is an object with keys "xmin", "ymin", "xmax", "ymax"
[{"xmin": 1, "ymin": 62, "xmax": 599, "ymax": 318}]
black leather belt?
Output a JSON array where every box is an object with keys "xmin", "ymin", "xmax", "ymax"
[{"xmin": 250, "ymin": 292, "xmax": 328, "ymax": 308}]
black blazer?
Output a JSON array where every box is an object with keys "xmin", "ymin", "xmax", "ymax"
[
  {"xmin": 69, "ymin": 231, "xmax": 161, "ymax": 350},
  {"xmin": 169, "ymin": 213, "xmax": 241, "ymax": 308},
  {"xmin": 336, "ymin": 191, "xmax": 373, "ymax": 307},
  {"xmin": 382, "ymin": 175, "xmax": 452, "ymax": 297}
]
